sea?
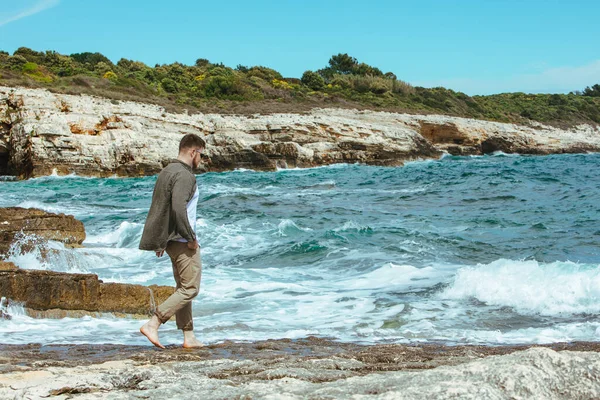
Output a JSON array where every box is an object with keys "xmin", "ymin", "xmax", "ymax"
[{"xmin": 0, "ymin": 152, "xmax": 599, "ymax": 346}]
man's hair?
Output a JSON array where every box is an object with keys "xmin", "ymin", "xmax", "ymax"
[{"xmin": 179, "ymin": 134, "xmax": 206, "ymax": 153}]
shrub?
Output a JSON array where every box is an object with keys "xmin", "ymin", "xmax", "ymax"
[
  {"xmin": 548, "ymin": 94, "xmax": 567, "ymax": 106},
  {"xmin": 117, "ymin": 58, "xmax": 149, "ymax": 72},
  {"xmin": 70, "ymin": 52, "xmax": 113, "ymax": 68},
  {"xmin": 7, "ymin": 55, "xmax": 28, "ymax": 70},
  {"xmin": 22, "ymin": 62, "xmax": 38, "ymax": 73},
  {"xmin": 161, "ymin": 77, "xmax": 178, "ymax": 93},
  {"xmin": 94, "ymin": 61, "xmax": 113, "ymax": 75},
  {"xmin": 20, "ymin": 62, "xmax": 53, "ymax": 83},
  {"xmin": 14, "ymin": 47, "xmax": 45, "ymax": 64},
  {"xmin": 247, "ymin": 66, "xmax": 282, "ymax": 82},
  {"xmin": 44, "ymin": 51, "xmax": 77, "ymax": 76},
  {"xmin": 272, "ymin": 78, "xmax": 293, "ymax": 90},
  {"xmin": 301, "ymin": 70, "xmax": 325, "ymax": 90},
  {"xmin": 206, "ymin": 66, "xmax": 233, "ymax": 77},
  {"xmin": 103, "ymin": 71, "xmax": 118, "ymax": 81}
]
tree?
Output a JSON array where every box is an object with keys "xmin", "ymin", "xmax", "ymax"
[
  {"xmin": 195, "ymin": 58, "xmax": 210, "ymax": 67},
  {"xmin": 583, "ymin": 84, "xmax": 600, "ymax": 97},
  {"xmin": 327, "ymin": 53, "xmax": 358, "ymax": 75},
  {"xmin": 70, "ymin": 52, "xmax": 113, "ymax": 67},
  {"xmin": 14, "ymin": 47, "xmax": 45, "ymax": 64},
  {"xmin": 301, "ymin": 70, "xmax": 325, "ymax": 90},
  {"xmin": 352, "ymin": 62, "xmax": 383, "ymax": 77}
]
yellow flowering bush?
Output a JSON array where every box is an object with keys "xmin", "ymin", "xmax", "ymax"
[
  {"xmin": 272, "ymin": 78, "xmax": 293, "ymax": 90},
  {"xmin": 103, "ymin": 71, "xmax": 118, "ymax": 81}
]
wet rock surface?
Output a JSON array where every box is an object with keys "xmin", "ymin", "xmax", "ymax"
[
  {"xmin": 1, "ymin": 338, "xmax": 600, "ymax": 399},
  {"xmin": 0, "ymin": 207, "xmax": 85, "ymax": 256},
  {"xmin": 0, "ymin": 265, "xmax": 174, "ymax": 318}
]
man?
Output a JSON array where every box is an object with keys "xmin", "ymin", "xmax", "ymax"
[{"xmin": 138, "ymin": 133, "xmax": 206, "ymax": 349}]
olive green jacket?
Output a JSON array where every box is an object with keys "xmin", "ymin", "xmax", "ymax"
[{"xmin": 139, "ymin": 160, "xmax": 197, "ymax": 252}]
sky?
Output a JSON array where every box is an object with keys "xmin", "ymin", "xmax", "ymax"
[{"xmin": 0, "ymin": 0, "xmax": 599, "ymax": 95}]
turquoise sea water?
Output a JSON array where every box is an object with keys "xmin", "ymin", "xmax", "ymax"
[{"xmin": 1, "ymin": 153, "xmax": 599, "ymax": 346}]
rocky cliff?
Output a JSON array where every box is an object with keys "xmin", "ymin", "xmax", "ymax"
[{"xmin": 1, "ymin": 86, "xmax": 600, "ymax": 178}]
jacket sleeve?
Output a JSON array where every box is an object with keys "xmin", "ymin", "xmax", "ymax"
[{"xmin": 171, "ymin": 172, "xmax": 197, "ymax": 242}]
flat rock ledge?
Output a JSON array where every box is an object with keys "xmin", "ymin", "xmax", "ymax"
[
  {"xmin": 1, "ymin": 339, "xmax": 600, "ymax": 399},
  {"xmin": 0, "ymin": 261, "xmax": 173, "ymax": 318},
  {"xmin": 0, "ymin": 207, "xmax": 85, "ymax": 256}
]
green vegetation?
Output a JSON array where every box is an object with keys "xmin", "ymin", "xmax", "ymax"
[
  {"xmin": 1, "ymin": 47, "xmax": 599, "ymax": 126},
  {"xmin": 582, "ymin": 84, "xmax": 600, "ymax": 97}
]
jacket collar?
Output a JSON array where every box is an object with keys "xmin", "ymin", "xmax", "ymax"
[{"xmin": 170, "ymin": 159, "xmax": 193, "ymax": 172}]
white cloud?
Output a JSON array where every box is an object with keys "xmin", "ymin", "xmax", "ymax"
[
  {"xmin": 415, "ymin": 60, "xmax": 600, "ymax": 95},
  {"xmin": 0, "ymin": 0, "xmax": 60, "ymax": 27}
]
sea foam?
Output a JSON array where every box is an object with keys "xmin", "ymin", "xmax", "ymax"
[{"xmin": 441, "ymin": 259, "xmax": 600, "ymax": 316}]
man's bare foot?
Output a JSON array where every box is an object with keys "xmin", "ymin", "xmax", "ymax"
[
  {"xmin": 140, "ymin": 315, "xmax": 165, "ymax": 349},
  {"xmin": 183, "ymin": 331, "xmax": 204, "ymax": 348}
]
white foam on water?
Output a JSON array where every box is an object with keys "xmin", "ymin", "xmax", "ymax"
[
  {"xmin": 16, "ymin": 200, "xmax": 66, "ymax": 214},
  {"xmin": 336, "ymin": 263, "xmax": 443, "ymax": 291},
  {"xmin": 332, "ymin": 220, "xmax": 372, "ymax": 233},
  {"xmin": 85, "ymin": 221, "xmax": 144, "ymax": 247},
  {"xmin": 30, "ymin": 170, "xmax": 90, "ymax": 180},
  {"xmin": 200, "ymin": 219, "xmax": 279, "ymax": 263},
  {"xmin": 441, "ymin": 259, "xmax": 600, "ymax": 316},
  {"xmin": 392, "ymin": 321, "xmax": 600, "ymax": 345},
  {"xmin": 275, "ymin": 219, "xmax": 313, "ymax": 237},
  {"xmin": 5, "ymin": 237, "xmax": 90, "ymax": 274},
  {"xmin": 491, "ymin": 151, "xmax": 521, "ymax": 157}
]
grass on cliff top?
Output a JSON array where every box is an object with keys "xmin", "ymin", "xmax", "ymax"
[{"xmin": 1, "ymin": 48, "xmax": 599, "ymax": 128}]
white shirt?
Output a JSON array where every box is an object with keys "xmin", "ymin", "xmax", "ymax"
[{"xmin": 176, "ymin": 186, "xmax": 199, "ymax": 242}]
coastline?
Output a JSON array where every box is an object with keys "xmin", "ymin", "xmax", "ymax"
[
  {"xmin": 2, "ymin": 85, "xmax": 600, "ymax": 179},
  {"xmin": 2, "ymin": 338, "xmax": 600, "ymax": 398}
]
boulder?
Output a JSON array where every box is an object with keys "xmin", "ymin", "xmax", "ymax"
[
  {"xmin": 0, "ymin": 262, "xmax": 174, "ymax": 318},
  {"xmin": 0, "ymin": 207, "xmax": 85, "ymax": 256}
]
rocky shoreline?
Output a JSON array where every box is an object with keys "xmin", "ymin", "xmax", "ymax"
[
  {"xmin": 3, "ymin": 87, "xmax": 600, "ymax": 399},
  {"xmin": 0, "ymin": 207, "xmax": 173, "ymax": 319},
  {"xmin": 2, "ymin": 86, "xmax": 600, "ymax": 179},
  {"xmin": 2, "ymin": 338, "xmax": 600, "ymax": 399}
]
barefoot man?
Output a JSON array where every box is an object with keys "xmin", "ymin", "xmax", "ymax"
[{"xmin": 139, "ymin": 133, "xmax": 206, "ymax": 349}]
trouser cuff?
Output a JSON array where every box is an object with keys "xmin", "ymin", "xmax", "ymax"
[
  {"xmin": 178, "ymin": 322, "xmax": 194, "ymax": 331},
  {"xmin": 154, "ymin": 310, "xmax": 168, "ymax": 324}
]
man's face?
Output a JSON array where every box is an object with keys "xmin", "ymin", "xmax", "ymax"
[{"xmin": 191, "ymin": 147, "xmax": 204, "ymax": 169}]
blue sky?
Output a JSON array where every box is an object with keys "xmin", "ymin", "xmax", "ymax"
[{"xmin": 0, "ymin": 0, "xmax": 599, "ymax": 95}]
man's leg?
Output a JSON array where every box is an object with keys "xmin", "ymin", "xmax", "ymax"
[
  {"xmin": 179, "ymin": 252, "xmax": 203, "ymax": 348},
  {"xmin": 140, "ymin": 244, "xmax": 186, "ymax": 349},
  {"xmin": 155, "ymin": 242, "xmax": 202, "ymax": 346}
]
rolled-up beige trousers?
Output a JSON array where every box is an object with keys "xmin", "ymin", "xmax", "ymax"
[{"xmin": 155, "ymin": 241, "xmax": 202, "ymax": 331}]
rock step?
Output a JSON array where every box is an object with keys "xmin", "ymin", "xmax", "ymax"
[
  {"xmin": 0, "ymin": 261, "xmax": 174, "ymax": 318},
  {"xmin": 0, "ymin": 207, "xmax": 85, "ymax": 256}
]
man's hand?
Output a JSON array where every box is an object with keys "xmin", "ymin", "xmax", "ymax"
[
  {"xmin": 155, "ymin": 250, "xmax": 165, "ymax": 257},
  {"xmin": 187, "ymin": 240, "xmax": 199, "ymax": 250}
]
